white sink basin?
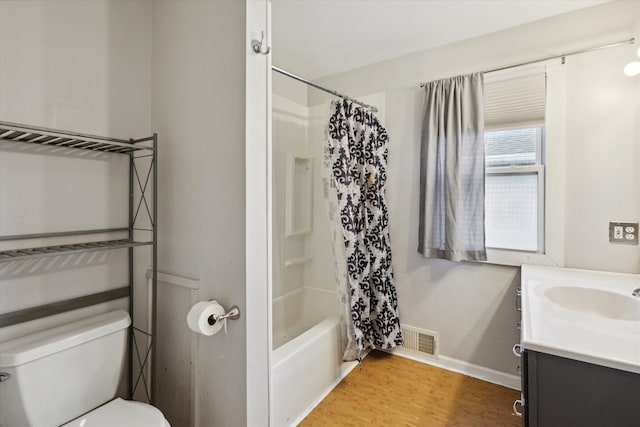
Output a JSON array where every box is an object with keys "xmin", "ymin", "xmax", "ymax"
[
  {"xmin": 523, "ymin": 265, "xmax": 640, "ymax": 374},
  {"xmin": 544, "ymin": 286, "xmax": 640, "ymax": 321}
]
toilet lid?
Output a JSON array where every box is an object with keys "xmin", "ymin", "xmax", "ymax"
[{"xmin": 62, "ymin": 398, "xmax": 170, "ymax": 427}]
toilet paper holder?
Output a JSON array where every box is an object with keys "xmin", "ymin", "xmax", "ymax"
[{"xmin": 207, "ymin": 305, "xmax": 241, "ymax": 326}]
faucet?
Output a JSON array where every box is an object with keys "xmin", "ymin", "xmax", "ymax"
[{"xmin": 633, "ymin": 288, "xmax": 640, "ymax": 298}]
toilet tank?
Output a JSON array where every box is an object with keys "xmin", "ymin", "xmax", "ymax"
[{"xmin": 0, "ymin": 310, "xmax": 131, "ymax": 427}]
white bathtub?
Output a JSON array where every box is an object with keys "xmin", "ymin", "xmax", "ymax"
[
  {"xmin": 272, "ymin": 287, "xmax": 339, "ymax": 349},
  {"xmin": 271, "ymin": 288, "xmax": 357, "ymax": 426}
]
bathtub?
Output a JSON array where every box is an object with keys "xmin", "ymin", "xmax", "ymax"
[
  {"xmin": 272, "ymin": 287, "xmax": 339, "ymax": 349},
  {"xmin": 271, "ymin": 287, "xmax": 357, "ymax": 426}
]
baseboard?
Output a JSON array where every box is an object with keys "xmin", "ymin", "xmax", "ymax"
[
  {"xmin": 389, "ymin": 348, "xmax": 521, "ymax": 391},
  {"xmin": 291, "ymin": 360, "xmax": 359, "ymax": 426}
]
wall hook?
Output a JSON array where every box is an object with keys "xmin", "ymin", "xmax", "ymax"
[{"xmin": 251, "ymin": 31, "xmax": 271, "ymax": 55}]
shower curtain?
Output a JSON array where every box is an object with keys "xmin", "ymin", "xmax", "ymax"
[{"xmin": 324, "ymin": 99, "xmax": 403, "ymax": 362}]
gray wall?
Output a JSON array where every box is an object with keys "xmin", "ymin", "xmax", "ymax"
[
  {"xmin": 0, "ymin": 0, "xmax": 152, "ymax": 340},
  {"xmin": 308, "ymin": 1, "xmax": 640, "ymax": 376},
  {"xmin": 1, "ymin": 1, "xmax": 251, "ymax": 424},
  {"xmin": 152, "ymin": 1, "xmax": 247, "ymax": 425}
]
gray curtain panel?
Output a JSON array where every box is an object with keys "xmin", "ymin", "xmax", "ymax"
[{"xmin": 418, "ymin": 73, "xmax": 487, "ymax": 262}]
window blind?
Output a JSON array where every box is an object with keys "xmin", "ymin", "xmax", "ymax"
[
  {"xmin": 485, "ymin": 172, "xmax": 539, "ymax": 251},
  {"xmin": 484, "ymin": 71, "xmax": 546, "ymax": 128}
]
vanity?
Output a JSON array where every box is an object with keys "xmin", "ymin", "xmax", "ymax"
[{"xmin": 516, "ymin": 265, "xmax": 640, "ymax": 427}]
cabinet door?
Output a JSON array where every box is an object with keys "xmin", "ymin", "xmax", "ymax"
[
  {"xmin": 521, "ymin": 349, "xmax": 528, "ymax": 427},
  {"xmin": 528, "ymin": 351, "xmax": 640, "ymax": 427}
]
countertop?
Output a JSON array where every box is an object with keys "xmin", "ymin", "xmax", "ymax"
[{"xmin": 521, "ymin": 265, "xmax": 640, "ymax": 374}]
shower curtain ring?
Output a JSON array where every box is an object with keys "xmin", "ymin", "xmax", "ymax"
[{"xmin": 251, "ymin": 31, "xmax": 271, "ymax": 55}]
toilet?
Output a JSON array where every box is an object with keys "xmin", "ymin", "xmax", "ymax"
[{"xmin": 0, "ymin": 310, "xmax": 170, "ymax": 427}]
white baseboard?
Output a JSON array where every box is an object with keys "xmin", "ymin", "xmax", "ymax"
[{"xmin": 389, "ymin": 348, "xmax": 521, "ymax": 391}]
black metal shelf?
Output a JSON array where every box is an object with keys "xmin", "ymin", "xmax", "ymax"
[
  {"xmin": 0, "ymin": 239, "xmax": 153, "ymax": 262},
  {"xmin": 0, "ymin": 121, "xmax": 154, "ymax": 154}
]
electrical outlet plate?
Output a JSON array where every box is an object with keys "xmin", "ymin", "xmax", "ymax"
[{"xmin": 609, "ymin": 221, "xmax": 638, "ymax": 245}]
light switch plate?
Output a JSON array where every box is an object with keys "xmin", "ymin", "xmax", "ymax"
[{"xmin": 609, "ymin": 221, "xmax": 638, "ymax": 245}]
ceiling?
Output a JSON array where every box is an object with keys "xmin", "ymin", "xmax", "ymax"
[{"xmin": 272, "ymin": 0, "xmax": 610, "ymax": 79}]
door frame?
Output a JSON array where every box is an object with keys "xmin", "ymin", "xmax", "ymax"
[{"xmin": 246, "ymin": 0, "xmax": 272, "ymax": 425}]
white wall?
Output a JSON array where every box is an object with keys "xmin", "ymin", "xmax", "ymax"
[
  {"xmin": 564, "ymin": 45, "xmax": 640, "ymax": 272},
  {"xmin": 0, "ymin": 0, "xmax": 151, "ymax": 341},
  {"xmin": 273, "ymin": 72, "xmax": 308, "ymax": 106},
  {"xmin": 0, "ymin": 0, "xmax": 151, "ymax": 138},
  {"xmin": 306, "ymin": 0, "xmax": 640, "ymax": 376},
  {"xmin": 152, "ymin": 1, "xmax": 248, "ymax": 425}
]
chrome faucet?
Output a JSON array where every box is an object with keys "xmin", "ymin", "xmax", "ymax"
[{"xmin": 632, "ymin": 288, "xmax": 640, "ymax": 298}]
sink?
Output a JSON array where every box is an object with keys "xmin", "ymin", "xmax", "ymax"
[
  {"xmin": 544, "ymin": 286, "xmax": 640, "ymax": 321},
  {"xmin": 522, "ymin": 265, "xmax": 640, "ymax": 374}
]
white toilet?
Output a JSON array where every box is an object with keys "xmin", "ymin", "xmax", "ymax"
[{"xmin": 0, "ymin": 310, "xmax": 170, "ymax": 427}]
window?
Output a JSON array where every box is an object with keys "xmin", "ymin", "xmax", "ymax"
[
  {"xmin": 484, "ymin": 69, "xmax": 546, "ymax": 253},
  {"xmin": 485, "ymin": 126, "xmax": 544, "ymax": 252}
]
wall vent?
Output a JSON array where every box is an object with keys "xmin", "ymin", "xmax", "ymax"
[{"xmin": 400, "ymin": 325, "xmax": 438, "ymax": 359}]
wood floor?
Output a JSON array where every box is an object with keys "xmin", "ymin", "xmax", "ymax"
[{"xmin": 299, "ymin": 351, "xmax": 521, "ymax": 427}]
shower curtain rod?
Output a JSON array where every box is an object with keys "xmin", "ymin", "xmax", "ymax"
[
  {"xmin": 273, "ymin": 65, "xmax": 379, "ymax": 113},
  {"xmin": 419, "ymin": 37, "xmax": 635, "ymax": 87}
]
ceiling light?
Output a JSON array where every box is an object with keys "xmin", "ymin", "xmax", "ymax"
[
  {"xmin": 625, "ymin": 62, "xmax": 640, "ymax": 76},
  {"xmin": 624, "ymin": 47, "xmax": 640, "ymax": 76}
]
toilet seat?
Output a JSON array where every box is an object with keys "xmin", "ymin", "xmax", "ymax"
[{"xmin": 62, "ymin": 398, "xmax": 170, "ymax": 427}]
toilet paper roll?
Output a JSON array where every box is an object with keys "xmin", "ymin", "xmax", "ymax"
[{"xmin": 187, "ymin": 300, "xmax": 226, "ymax": 336}]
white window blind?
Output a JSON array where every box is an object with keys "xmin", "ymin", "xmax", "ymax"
[
  {"xmin": 484, "ymin": 71, "xmax": 546, "ymax": 128},
  {"xmin": 484, "ymin": 68, "xmax": 546, "ymax": 253},
  {"xmin": 485, "ymin": 172, "xmax": 539, "ymax": 251}
]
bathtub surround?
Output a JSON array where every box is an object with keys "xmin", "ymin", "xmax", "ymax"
[
  {"xmin": 270, "ymin": 82, "xmax": 360, "ymax": 426},
  {"xmin": 271, "ymin": 93, "xmax": 332, "ymax": 349},
  {"xmin": 419, "ymin": 73, "xmax": 487, "ymax": 262},
  {"xmin": 327, "ymin": 99, "xmax": 403, "ymax": 361}
]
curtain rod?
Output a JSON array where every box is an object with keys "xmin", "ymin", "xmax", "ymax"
[
  {"xmin": 419, "ymin": 37, "xmax": 635, "ymax": 87},
  {"xmin": 272, "ymin": 65, "xmax": 379, "ymax": 113}
]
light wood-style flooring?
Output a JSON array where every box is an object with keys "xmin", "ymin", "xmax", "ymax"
[{"xmin": 299, "ymin": 351, "xmax": 521, "ymax": 427}]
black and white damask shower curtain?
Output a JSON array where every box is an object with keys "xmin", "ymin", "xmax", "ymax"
[{"xmin": 325, "ymin": 99, "xmax": 403, "ymax": 362}]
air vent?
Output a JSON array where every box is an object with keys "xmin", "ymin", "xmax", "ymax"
[{"xmin": 400, "ymin": 325, "xmax": 438, "ymax": 359}]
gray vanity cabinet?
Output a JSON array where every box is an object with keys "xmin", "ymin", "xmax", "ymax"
[{"xmin": 522, "ymin": 349, "xmax": 640, "ymax": 426}]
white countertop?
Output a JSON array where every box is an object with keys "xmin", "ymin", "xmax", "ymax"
[{"xmin": 521, "ymin": 265, "xmax": 640, "ymax": 374}]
